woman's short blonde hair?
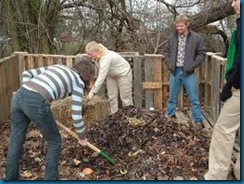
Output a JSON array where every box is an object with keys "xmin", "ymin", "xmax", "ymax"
[
  {"xmin": 85, "ymin": 41, "xmax": 107, "ymax": 56},
  {"xmin": 85, "ymin": 41, "xmax": 107, "ymax": 61},
  {"xmin": 85, "ymin": 41, "xmax": 100, "ymax": 52}
]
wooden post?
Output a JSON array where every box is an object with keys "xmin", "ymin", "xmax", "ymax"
[
  {"xmin": 133, "ymin": 56, "xmax": 143, "ymax": 108},
  {"xmin": 153, "ymin": 56, "xmax": 163, "ymax": 109},
  {"xmin": 210, "ymin": 55, "xmax": 221, "ymax": 122},
  {"xmin": 161, "ymin": 57, "xmax": 169, "ymax": 110},
  {"xmin": 47, "ymin": 55, "xmax": 54, "ymax": 66},
  {"xmin": 144, "ymin": 56, "xmax": 153, "ymax": 109},
  {"xmin": 38, "ymin": 54, "xmax": 44, "ymax": 67},
  {"xmin": 65, "ymin": 56, "xmax": 73, "ymax": 68},
  {"xmin": 204, "ymin": 53, "xmax": 213, "ymax": 112}
]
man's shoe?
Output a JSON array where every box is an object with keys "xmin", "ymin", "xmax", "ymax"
[
  {"xmin": 194, "ymin": 123, "xmax": 204, "ymax": 130},
  {"xmin": 171, "ymin": 114, "xmax": 177, "ymax": 119}
]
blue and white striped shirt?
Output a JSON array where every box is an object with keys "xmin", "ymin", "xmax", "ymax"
[{"xmin": 22, "ymin": 64, "xmax": 85, "ymax": 135}]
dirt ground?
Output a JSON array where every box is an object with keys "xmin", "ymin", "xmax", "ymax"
[{"xmin": 0, "ymin": 106, "xmax": 237, "ymax": 180}]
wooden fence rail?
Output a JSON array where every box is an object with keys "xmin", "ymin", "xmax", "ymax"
[
  {"xmin": 0, "ymin": 54, "xmax": 20, "ymax": 123},
  {"xmin": 0, "ymin": 52, "xmax": 226, "ymax": 125}
]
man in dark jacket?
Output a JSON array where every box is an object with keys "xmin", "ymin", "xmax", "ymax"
[
  {"xmin": 163, "ymin": 14, "xmax": 206, "ymax": 129},
  {"xmin": 202, "ymin": 0, "xmax": 240, "ymax": 180}
]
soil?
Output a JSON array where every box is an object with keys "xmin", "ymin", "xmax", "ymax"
[{"xmin": 0, "ymin": 106, "xmax": 236, "ymax": 180}]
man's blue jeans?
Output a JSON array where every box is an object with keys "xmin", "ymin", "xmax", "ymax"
[
  {"xmin": 6, "ymin": 87, "xmax": 61, "ymax": 180},
  {"xmin": 167, "ymin": 67, "xmax": 203, "ymax": 123}
]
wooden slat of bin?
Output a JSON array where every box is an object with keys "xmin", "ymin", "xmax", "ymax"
[
  {"xmin": 210, "ymin": 57, "xmax": 221, "ymax": 122},
  {"xmin": 47, "ymin": 56, "xmax": 54, "ymax": 66},
  {"xmin": 0, "ymin": 60, "xmax": 7, "ymax": 122},
  {"xmin": 38, "ymin": 55, "xmax": 44, "ymax": 67},
  {"xmin": 26, "ymin": 55, "xmax": 34, "ymax": 70},
  {"xmin": 153, "ymin": 57, "xmax": 163, "ymax": 109},
  {"xmin": 142, "ymin": 82, "xmax": 161, "ymax": 89},
  {"xmin": 196, "ymin": 66, "xmax": 203, "ymax": 104},
  {"xmin": 144, "ymin": 57, "xmax": 153, "ymax": 109},
  {"xmin": 162, "ymin": 60, "xmax": 168, "ymax": 110},
  {"xmin": 66, "ymin": 57, "xmax": 73, "ymax": 68},
  {"xmin": 204, "ymin": 54, "xmax": 212, "ymax": 111},
  {"xmin": 133, "ymin": 57, "xmax": 142, "ymax": 108},
  {"xmin": 0, "ymin": 55, "xmax": 19, "ymax": 123}
]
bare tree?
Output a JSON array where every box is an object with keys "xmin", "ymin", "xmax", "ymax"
[
  {"xmin": 1, "ymin": 0, "xmax": 62, "ymax": 54},
  {"xmin": 0, "ymin": 0, "xmax": 236, "ymax": 55}
]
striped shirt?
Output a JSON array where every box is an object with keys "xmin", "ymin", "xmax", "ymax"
[{"xmin": 22, "ymin": 64, "xmax": 85, "ymax": 135}]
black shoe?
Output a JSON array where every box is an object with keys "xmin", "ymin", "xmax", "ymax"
[{"xmin": 171, "ymin": 114, "xmax": 177, "ymax": 119}]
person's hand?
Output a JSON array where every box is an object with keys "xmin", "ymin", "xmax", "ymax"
[
  {"xmin": 87, "ymin": 91, "xmax": 94, "ymax": 101},
  {"xmin": 78, "ymin": 138, "xmax": 87, "ymax": 146},
  {"xmin": 220, "ymin": 83, "xmax": 232, "ymax": 102}
]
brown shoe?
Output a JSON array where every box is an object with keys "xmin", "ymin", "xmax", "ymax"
[{"xmin": 194, "ymin": 123, "xmax": 204, "ymax": 130}]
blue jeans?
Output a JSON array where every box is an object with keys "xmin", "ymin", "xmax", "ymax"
[
  {"xmin": 6, "ymin": 87, "xmax": 61, "ymax": 180},
  {"xmin": 167, "ymin": 67, "xmax": 203, "ymax": 123}
]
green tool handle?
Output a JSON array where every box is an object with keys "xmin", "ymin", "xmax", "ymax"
[{"xmin": 99, "ymin": 151, "xmax": 115, "ymax": 165}]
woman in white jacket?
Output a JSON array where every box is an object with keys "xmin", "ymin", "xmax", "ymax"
[{"xmin": 85, "ymin": 41, "xmax": 133, "ymax": 114}]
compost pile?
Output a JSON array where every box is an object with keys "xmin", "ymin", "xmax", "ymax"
[{"xmin": 0, "ymin": 105, "xmax": 211, "ymax": 180}]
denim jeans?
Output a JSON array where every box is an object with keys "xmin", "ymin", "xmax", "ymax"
[
  {"xmin": 167, "ymin": 67, "xmax": 203, "ymax": 123},
  {"xmin": 6, "ymin": 87, "xmax": 61, "ymax": 180}
]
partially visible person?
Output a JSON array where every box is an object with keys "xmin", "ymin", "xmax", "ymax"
[
  {"xmin": 5, "ymin": 58, "xmax": 95, "ymax": 180},
  {"xmin": 201, "ymin": 0, "xmax": 240, "ymax": 180},
  {"xmin": 163, "ymin": 14, "xmax": 206, "ymax": 129},
  {"xmin": 85, "ymin": 41, "xmax": 133, "ymax": 114}
]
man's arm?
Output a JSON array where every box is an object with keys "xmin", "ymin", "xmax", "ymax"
[{"xmin": 194, "ymin": 36, "xmax": 206, "ymax": 68}]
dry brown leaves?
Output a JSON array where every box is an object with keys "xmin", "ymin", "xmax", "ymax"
[{"xmin": 0, "ymin": 106, "xmax": 211, "ymax": 180}]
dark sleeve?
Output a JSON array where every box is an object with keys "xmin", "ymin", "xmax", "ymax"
[
  {"xmin": 163, "ymin": 39, "xmax": 170, "ymax": 65},
  {"xmin": 194, "ymin": 35, "xmax": 206, "ymax": 67}
]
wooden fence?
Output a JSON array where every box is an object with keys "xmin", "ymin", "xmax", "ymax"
[
  {"xmin": 0, "ymin": 52, "xmax": 226, "ymax": 124},
  {"xmin": 0, "ymin": 54, "xmax": 20, "ymax": 123}
]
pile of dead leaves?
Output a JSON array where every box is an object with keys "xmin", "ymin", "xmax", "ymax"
[{"xmin": 0, "ymin": 106, "xmax": 211, "ymax": 180}]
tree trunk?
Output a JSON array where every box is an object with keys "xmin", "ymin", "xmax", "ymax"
[
  {"xmin": 2, "ymin": 0, "xmax": 21, "ymax": 52},
  {"xmin": 2, "ymin": 0, "xmax": 61, "ymax": 54},
  {"xmin": 190, "ymin": 2, "xmax": 235, "ymax": 31}
]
